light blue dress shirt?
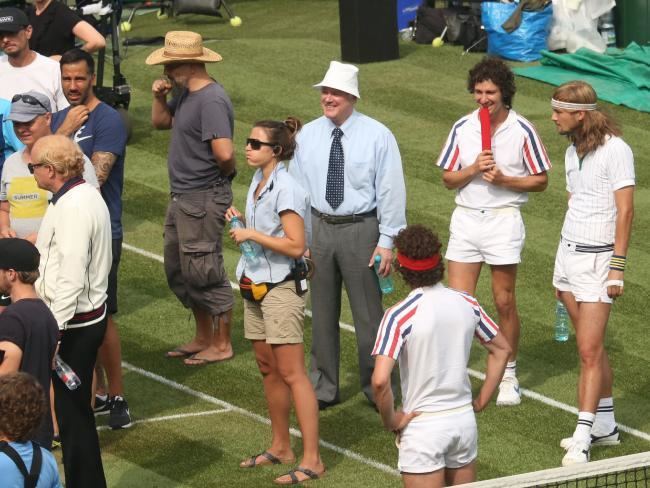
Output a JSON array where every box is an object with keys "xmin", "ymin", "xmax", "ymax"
[
  {"xmin": 235, "ymin": 162, "xmax": 311, "ymax": 284},
  {"xmin": 289, "ymin": 110, "xmax": 406, "ymax": 249}
]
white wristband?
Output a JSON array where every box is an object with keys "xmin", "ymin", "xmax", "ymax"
[{"xmin": 605, "ymin": 280, "xmax": 624, "ymax": 288}]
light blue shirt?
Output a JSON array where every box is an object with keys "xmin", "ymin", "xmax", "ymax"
[
  {"xmin": 0, "ymin": 441, "xmax": 63, "ymax": 488},
  {"xmin": 236, "ymin": 163, "xmax": 311, "ymax": 284},
  {"xmin": 289, "ymin": 110, "xmax": 406, "ymax": 249},
  {"xmin": 1, "ymin": 98, "xmax": 24, "ymax": 168}
]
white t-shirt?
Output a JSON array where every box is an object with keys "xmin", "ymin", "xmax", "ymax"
[
  {"xmin": 0, "ymin": 54, "xmax": 69, "ymax": 112},
  {"xmin": 436, "ymin": 109, "xmax": 551, "ymax": 209},
  {"xmin": 561, "ymin": 136, "xmax": 635, "ymax": 246},
  {"xmin": 0, "ymin": 149, "xmax": 99, "ymax": 238},
  {"xmin": 372, "ymin": 284, "xmax": 499, "ymax": 413}
]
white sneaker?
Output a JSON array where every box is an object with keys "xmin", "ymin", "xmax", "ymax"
[
  {"xmin": 496, "ymin": 376, "xmax": 521, "ymax": 406},
  {"xmin": 562, "ymin": 439, "xmax": 590, "ymax": 466},
  {"xmin": 560, "ymin": 426, "xmax": 620, "ymax": 449}
]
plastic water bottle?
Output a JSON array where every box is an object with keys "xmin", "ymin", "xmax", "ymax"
[
  {"xmin": 374, "ymin": 255, "xmax": 394, "ymax": 294},
  {"xmin": 54, "ymin": 354, "xmax": 81, "ymax": 390},
  {"xmin": 598, "ymin": 10, "xmax": 617, "ymax": 48},
  {"xmin": 230, "ymin": 216, "xmax": 259, "ymax": 264},
  {"xmin": 554, "ymin": 301, "xmax": 570, "ymax": 342}
]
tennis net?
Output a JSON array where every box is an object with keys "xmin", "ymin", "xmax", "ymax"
[{"xmin": 460, "ymin": 451, "xmax": 650, "ymax": 488}]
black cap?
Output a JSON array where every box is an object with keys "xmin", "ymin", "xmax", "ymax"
[
  {"xmin": 0, "ymin": 238, "xmax": 40, "ymax": 271},
  {"xmin": 0, "ymin": 7, "xmax": 29, "ymax": 33}
]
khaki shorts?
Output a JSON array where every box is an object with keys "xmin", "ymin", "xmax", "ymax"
[{"xmin": 243, "ymin": 281, "xmax": 305, "ymax": 344}]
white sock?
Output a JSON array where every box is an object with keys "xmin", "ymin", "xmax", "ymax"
[
  {"xmin": 96, "ymin": 393, "xmax": 108, "ymax": 401},
  {"xmin": 573, "ymin": 411, "xmax": 595, "ymax": 444},
  {"xmin": 503, "ymin": 360, "xmax": 517, "ymax": 379},
  {"xmin": 593, "ymin": 397, "xmax": 616, "ymax": 434}
]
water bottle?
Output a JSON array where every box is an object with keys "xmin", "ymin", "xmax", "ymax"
[
  {"xmin": 374, "ymin": 255, "xmax": 394, "ymax": 295},
  {"xmin": 230, "ymin": 216, "xmax": 259, "ymax": 264},
  {"xmin": 54, "ymin": 354, "xmax": 81, "ymax": 390},
  {"xmin": 554, "ymin": 301, "xmax": 570, "ymax": 342}
]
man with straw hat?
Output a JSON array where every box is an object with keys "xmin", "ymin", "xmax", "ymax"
[
  {"xmin": 289, "ymin": 60, "xmax": 406, "ymax": 411},
  {"xmin": 147, "ymin": 31, "xmax": 236, "ymax": 366}
]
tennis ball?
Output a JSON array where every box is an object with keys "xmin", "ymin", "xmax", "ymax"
[
  {"xmin": 432, "ymin": 37, "xmax": 444, "ymax": 48},
  {"xmin": 120, "ymin": 21, "xmax": 131, "ymax": 32},
  {"xmin": 230, "ymin": 16, "xmax": 242, "ymax": 27}
]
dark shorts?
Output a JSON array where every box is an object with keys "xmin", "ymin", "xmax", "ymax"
[
  {"xmin": 106, "ymin": 237, "xmax": 122, "ymax": 315},
  {"xmin": 163, "ymin": 184, "xmax": 234, "ymax": 316}
]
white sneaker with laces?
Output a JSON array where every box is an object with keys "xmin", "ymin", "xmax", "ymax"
[
  {"xmin": 496, "ymin": 376, "xmax": 521, "ymax": 406},
  {"xmin": 561, "ymin": 426, "xmax": 620, "ymax": 449},
  {"xmin": 562, "ymin": 439, "xmax": 590, "ymax": 466}
]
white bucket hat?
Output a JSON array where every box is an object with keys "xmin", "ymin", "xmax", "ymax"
[{"xmin": 313, "ymin": 61, "xmax": 360, "ymax": 99}]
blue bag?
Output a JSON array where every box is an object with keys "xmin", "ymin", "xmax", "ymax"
[{"xmin": 482, "ymin": 1, "xmax": 553, "ymax": 62}]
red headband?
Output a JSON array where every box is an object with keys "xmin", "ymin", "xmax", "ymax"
[{"xmin": 396, "ymin": 252, "xmax": 441, "ymax": 271}]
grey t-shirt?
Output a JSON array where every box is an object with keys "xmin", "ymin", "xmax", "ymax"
[{"xmin": 167, "ymin": 82, "xmax": 234, "ymax": 193}]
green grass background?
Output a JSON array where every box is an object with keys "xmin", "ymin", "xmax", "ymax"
[{"xmin": 73, "ymin": 1, "xmax": 650, "ymax": 486}]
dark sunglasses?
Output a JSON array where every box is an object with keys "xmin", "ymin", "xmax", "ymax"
[
  {"xmin": 246, "ymin": 138, "xmax": 276, "ymax": 151},
  {"xmin": 12, "ymin": 94, "xmax": 48, "ymax": 112},
  {"xmin": 27, "ymin": 163, "xmax": 48, "ymax": 174}
]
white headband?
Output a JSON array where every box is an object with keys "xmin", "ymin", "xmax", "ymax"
[{"xmin": 551, "ymin": 98, "xmax": 597, "ymax": 111}]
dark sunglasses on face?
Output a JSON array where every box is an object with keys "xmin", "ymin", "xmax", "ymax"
[
  {"xmin": 246, "ymin": 138, "xmax": 276, "ymax": 151},
  {"xmin": 27, "ymin": 163, "xmax": 47, "ymax": 174},
  {"xmin": 12, "ymin": 94, "xmax": 48, "ymax": 112}
]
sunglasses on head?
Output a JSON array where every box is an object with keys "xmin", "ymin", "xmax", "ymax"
[
  {"xmin": 12, "ymin": 94, "xmax": 48, "ymax": 112},
  {"xmin": 246, "ymin": 138, "xmax": 277, "ymax": 151},
  {"xmin": 27, "ymin": 163, "xmax": 48, "ymax": 174}
]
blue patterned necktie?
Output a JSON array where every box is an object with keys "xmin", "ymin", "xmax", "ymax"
[{"xmin": 325, "ymin": 127, "xmax": 344, "ymax": 209}]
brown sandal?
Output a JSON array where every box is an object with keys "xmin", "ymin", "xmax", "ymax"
[
  {"xmin": 239, "ymin": 450, "xmax": 295, "ymax": 469},
  {"xmin": 274, "ymin": 466, "xmax": 325, "ymax": 485}
]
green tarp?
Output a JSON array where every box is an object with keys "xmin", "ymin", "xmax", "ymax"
[{"xmin": 513, "ymin": 43, "xmax": 650, "ymax": 113}]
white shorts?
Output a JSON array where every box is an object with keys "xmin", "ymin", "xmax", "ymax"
[
  {"xmin": 398, "ymin": 405, "xmax": 477, "ymax": 474},
  {"xmin": 446, "ymin": 206, "xmax": 525, "ymax": 265},
  {"xmin": 553, "ymin": 239, "xmax": 613, "ymax": 304}
]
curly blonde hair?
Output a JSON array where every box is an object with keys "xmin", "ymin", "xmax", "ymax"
[
  {"xmin": 553, "ymin": 81, "xmax": 621, "ymax": 157},
  {"xmin": 33, "ymin": 134, "xmax": 85, "ymax": 179}
]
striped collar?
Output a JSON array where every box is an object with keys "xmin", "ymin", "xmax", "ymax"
[{"xmin": 51, "ymin": 177, "xmax": 85, "ymax": 205}]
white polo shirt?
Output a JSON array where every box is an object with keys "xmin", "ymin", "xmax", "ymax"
[
  {"xmin": 436, "ymin": 109, "xmax": 551, "ymax": 209},
  {"xmin": 372, "ymin": 284, "xmax": 499, "ymax": 413},
  {"xmin": 561, "ymin": 136, "xmax": 635, "ymax": 246}
]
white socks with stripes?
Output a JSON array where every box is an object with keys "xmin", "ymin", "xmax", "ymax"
[
  {"xmin": 593, "ymin": 397, "xmax": 616, "ymax": 435},
  {"xmin": 573, "ymin": 411, "xmax": 596, "ymax": 444},
  {"xmin": 504, "ymin": 360, "xmax": 517, "ymax": 379}
]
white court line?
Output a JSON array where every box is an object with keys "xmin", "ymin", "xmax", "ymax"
[
  {"xmin": 122, "ymin": 362, "xmax": 399, "ymax": 475},
  {"xmin": 122, "ymin": 242, "xmax": 650, "ymax": 443},
  {"xmin": 97, "ymin": 409, "xmax": 230, "ymax": 431}
]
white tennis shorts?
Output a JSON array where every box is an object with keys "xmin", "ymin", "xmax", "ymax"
[
  {"xmin": 446, "ymin": 206, "xmax": 525, "ymax": 265},
  {"xmin": 398, "ymin": 406, "xmax": 477, "ymax": 474},
  {"xmin": 553, "ymin": 239, "xmax": 613, "ymax": 304}
]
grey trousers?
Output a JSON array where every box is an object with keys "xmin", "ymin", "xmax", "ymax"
[{"xmin": 309, "ymin": 212, "xmax": 384, "ymax": 405}]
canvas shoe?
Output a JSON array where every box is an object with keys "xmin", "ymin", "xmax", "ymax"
[
  {"xmin": 561, "ymin": 426, "xmax": 620, "ymax": 449},
  {"xmin": 496, "ymin": 376, "xmax": 521, "ymax": 406},
  {"xmin": 562, "ymin": 439, "xmax": 590, "ymax": 466},
  {"xmin": 93, "ymin": 394, "xmax": 110, "ymax": 415},
  {"xmin": 108, "ymin": 396, "xmax": 132, "ymax": 429}
]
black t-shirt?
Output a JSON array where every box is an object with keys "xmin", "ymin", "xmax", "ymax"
[
  {"xmin": 28, "ymin": 1, "xmax": 82, "ymax": 57},
  {"xmin": 0, "ymin": 299, "xmax": 59, "ymax": 449}
]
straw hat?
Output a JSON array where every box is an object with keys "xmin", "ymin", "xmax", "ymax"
[
  {"xmin": 313, "ymin": 61, "xmax": 360, "ymax": 99},
  {"xmin": 145, "ymin": 31, "xmax": 222, "ymax": 65}
]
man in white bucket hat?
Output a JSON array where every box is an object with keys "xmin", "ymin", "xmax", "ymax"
[
  {"xmin": 147, "ymin": 31, "xmax": 236, "ymax": 366},
  {"xmin": 290, "ymin": 60, "xmax": 406, "ymax": 410}
]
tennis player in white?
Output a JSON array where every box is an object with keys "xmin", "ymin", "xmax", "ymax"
[
  {"xmin": 371, "ymin": 225, "xmax": 510, "ymax": 487},
  {"xmin": 551, "ymin": 81, "xmax": 635, "ymax": 466},
  {"xmin": 436, "ymin": 58, "xmax": 551, "ymax": 407}
]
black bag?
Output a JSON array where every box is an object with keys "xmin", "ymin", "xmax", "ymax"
[
  {"xmin": 414, "ymin": 6, "xmax": 446, "ymax": 44},
  {"xmin": 174, "ymin": 0, "xmax": 223, "ymax": 16}
]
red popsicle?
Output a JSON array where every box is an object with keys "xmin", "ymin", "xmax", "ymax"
[{"xmin": 479, "ymin": 106, "xmax": 491, "ymax": 151}]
